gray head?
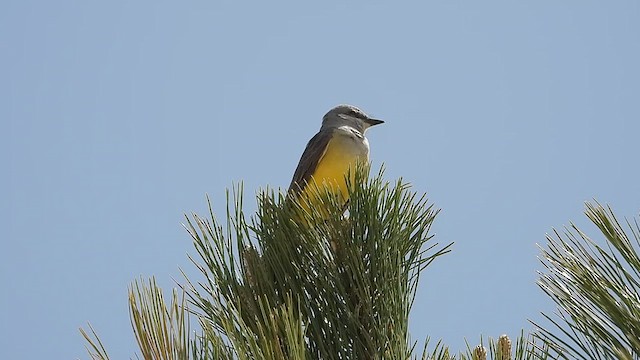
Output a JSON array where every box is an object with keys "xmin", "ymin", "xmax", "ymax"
[{"xmin": 321, "ymin": 104, "xmax": 384, "ymax": 133}]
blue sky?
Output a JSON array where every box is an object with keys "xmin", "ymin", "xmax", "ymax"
[{"xmin": 2, "ymin": 1, "xmax": 639, "ymax": 358}]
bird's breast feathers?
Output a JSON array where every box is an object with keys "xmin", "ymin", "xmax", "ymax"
[{"xmin": 333, "ymin": 126, "xmax": 370, "ymax": 156}]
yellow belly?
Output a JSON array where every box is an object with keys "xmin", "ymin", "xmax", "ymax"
[{"xmin": 300, "ymin": 135, "xmax": 367, "ymax": 206}]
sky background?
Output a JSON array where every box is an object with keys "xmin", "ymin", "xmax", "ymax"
[{"xmin": 2, "ymin": 1, "xmax": 639, "ymax": 359}]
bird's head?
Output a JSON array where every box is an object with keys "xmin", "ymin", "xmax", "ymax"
[{"xmin": 321, "ymin": 104, "xmax": 384, "ymax": 133}]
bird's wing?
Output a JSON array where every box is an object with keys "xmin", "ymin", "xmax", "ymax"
[{"xmin": 288, "ymin": 128, "xmax": 334, "ymax": 196}]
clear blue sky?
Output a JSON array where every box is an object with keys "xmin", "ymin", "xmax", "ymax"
[{"xmin": 2, "ymin": 1, "xmax": 639, "ymax": 359}]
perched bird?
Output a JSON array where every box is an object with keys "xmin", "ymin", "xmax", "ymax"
[{"xmin": 288, "ymin": 104, "xmax": 384, "ymax": 207}]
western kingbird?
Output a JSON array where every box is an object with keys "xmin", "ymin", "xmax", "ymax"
[{"xmin": 288, "ymin": 104, "xmax": 384, "ymax": 206}]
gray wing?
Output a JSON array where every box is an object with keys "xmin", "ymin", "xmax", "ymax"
[{"xmin": 288, "ymin": 129, "xmax": 334, "ymax": 196}]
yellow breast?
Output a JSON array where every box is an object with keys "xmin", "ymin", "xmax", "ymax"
[{"xmin": 301, "ymin": 128, "xmax": 369, "ymax": 205}]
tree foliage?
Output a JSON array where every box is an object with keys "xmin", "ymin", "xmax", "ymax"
[
  {"xmin": 535, "ymin": 202, "xmax": 640, "ymax": 359},
  {"xmin": 81, "ymin": 169, "xmax": 640, "ymax": 359},
  {"xmin": 182, "ymin": 167, "xmax": 451, "ymax": 359}
]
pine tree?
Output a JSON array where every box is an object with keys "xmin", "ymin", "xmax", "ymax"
[
  {"xmin": 535, "ymin": 202, "xmax": 640, "ymax": 359},
  {"xmin": 82, "ymin": 168, "xmax": 640, "ymax": 359}
]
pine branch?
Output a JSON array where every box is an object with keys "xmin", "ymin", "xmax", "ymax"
[
  {"xmin": 128, "ymin": 277, "xmax": 191, "ymax": 360},
  {"xmin": 80, "ymin": 165, "xmax": 564, "ymax": 360},
  {"xmin": 184, "ymin": 165, "xmax": 452, "ymax": 359},
  {"xmin": 533, "ymin": 201, "xmax": 640, "ymax": 359}
]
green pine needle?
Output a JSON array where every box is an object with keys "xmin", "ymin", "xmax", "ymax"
[{"xmin": 534, "ymin": 201, "xmax": 640, "ymax": 359}]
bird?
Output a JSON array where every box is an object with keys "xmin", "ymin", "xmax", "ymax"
[{"xmin": 288, "ymin": 104, "xmax": 384, "ymax": 208}]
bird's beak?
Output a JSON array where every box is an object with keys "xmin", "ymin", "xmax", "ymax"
[{"xmin": 365, "ymin": 118, "xmax": 384, "ymax": 127}]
